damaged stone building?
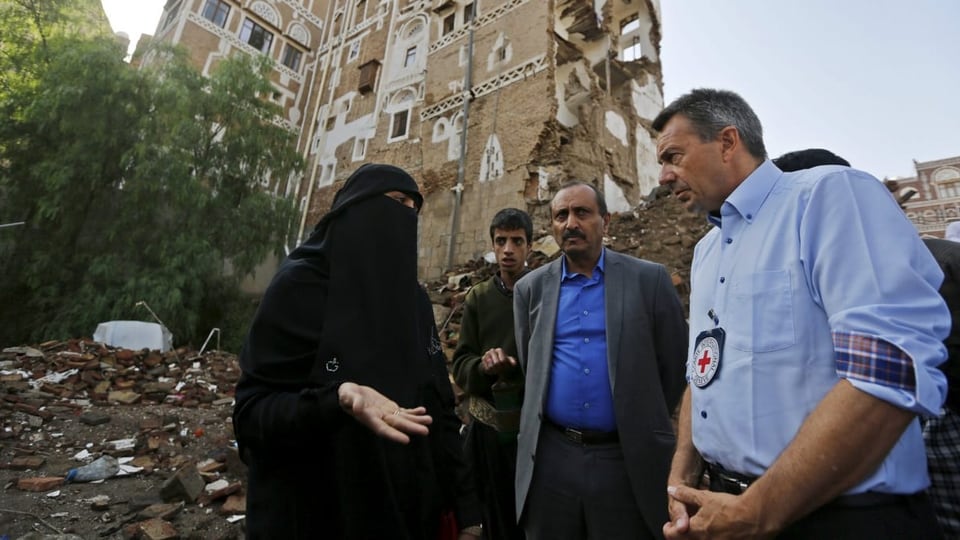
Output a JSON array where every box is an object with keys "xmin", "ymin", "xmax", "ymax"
[{"xmin": 141, "ymin": 0, "xmax": 666, "ymax": 278}]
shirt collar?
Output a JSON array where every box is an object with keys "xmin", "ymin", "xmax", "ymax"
[
  {"xmin": 561, "ymin": 247, "xmax": 606, "ymax": 280},
  {"xmin": 707, "ymin": 159, "xmax": 782, "ymax": 227}
]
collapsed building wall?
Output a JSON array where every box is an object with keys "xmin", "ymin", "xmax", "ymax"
[
  {"xmin": 140, "ymin": 0, "xmax": 667, "ymax": 280},
  {"xmin": 299, "ymin": 0, "xmax": 666, "ymax": 278}
]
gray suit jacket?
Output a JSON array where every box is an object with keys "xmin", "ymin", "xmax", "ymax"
[{"xmin": 513, "ymin": 249, "xmax": 688, "ymax": 537}]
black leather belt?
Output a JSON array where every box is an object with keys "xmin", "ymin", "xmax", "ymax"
[
  {"xmin": 706, "ymin": 462, "xmax": 754, "ymax": 495},
  {"xmin": 706, "ymin": 462, "xmax": 915, "ymax": 508},
  {"xmin": 544, "ymin": 418, "xmax": 619, "ymax": 445}
]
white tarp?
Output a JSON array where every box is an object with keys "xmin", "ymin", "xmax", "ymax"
[{"xmin": 92, "ymin": 321, "xmax": 173, "ymax": 352}]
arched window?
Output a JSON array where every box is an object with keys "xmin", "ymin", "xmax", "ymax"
[
  {"xmin": 387, "ymin": 89, "xmax": 416, "ymax": 142},
  {"xmin": 488, "ymin": 32, "xmax": 511, "ymax": 71},
  {"xmin": 288, "ymin": 23, "xmax": 310, "ymax": 47},
  {"xmin": 403, "ymin": 19, "xmax": 424, "ymax": 39},
  {"xmin": 934, "ymin": 167, "xmax": 960, "ymax": 199},
  {"xmin": 448, "ymin": 112, "xmax": 464, "ymax": 160},
  {"xmin": 432, "ymin": 118, "xmax": 450, "ymax": 142}
]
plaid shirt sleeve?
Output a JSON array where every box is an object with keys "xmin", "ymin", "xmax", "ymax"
[{"xmin": 833, "ymin": 331, "xmax": 916, "ymax": 392}]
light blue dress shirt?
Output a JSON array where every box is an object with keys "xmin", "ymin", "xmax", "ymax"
[
  {"xmin": 545, "ymin": 249, "xmax": 617, "ymax": 431},
  {"xmin": 688, "ymin": 160, "xmax": 949, "ymax": 494}
]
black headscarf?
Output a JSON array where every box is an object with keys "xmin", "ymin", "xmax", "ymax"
[{"xmin": 239, "ymin": 163, "xmax": 430, "ymax": 406}]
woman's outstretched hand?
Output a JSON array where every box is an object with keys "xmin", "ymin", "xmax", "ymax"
[{"xmin": 338, "ymin": 382, "xmax": 433, "ymax": 443}]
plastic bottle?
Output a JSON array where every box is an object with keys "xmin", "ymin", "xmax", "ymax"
[{"xmin": 66, "ymin": 455, "xmax": 120, "ymax": 482}]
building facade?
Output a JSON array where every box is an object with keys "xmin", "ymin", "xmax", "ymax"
[
  {"xmin": 889, "ymin": 155, "xmax": 960, "ymax": 238},
  {"xmin": 140, "ymin": 0, "xmax": 665, "ymax": 278}
]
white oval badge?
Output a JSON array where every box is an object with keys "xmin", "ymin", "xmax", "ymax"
[{"xmin": 691, "ymin": 335, "xmax": 721, "ymax": 388}]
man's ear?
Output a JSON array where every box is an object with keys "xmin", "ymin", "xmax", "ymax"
[{"xmin": 718, "ymin": 126, "xmax": 740, "ymax": 162}]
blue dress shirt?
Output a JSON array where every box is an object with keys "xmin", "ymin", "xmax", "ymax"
[
  {"xmin": 688, "ymin": 160, "xmax": 949, "ymax": 494},
  {"xmin": 545, "ymin": 249, "xmax": 617, "ymax": 432}
]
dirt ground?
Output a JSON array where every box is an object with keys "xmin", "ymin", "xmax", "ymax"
[{"xmin": 0, "ymin": 191, "xmax": 709, "ymax": 540}]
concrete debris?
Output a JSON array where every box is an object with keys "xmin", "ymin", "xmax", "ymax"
[
  {"xmin": 0, "ymin": 339, "xmax": 239, "ymax": 408},
  {"xmin": 159, "ymin": 461, "xmax": 206, "ymax": 503},
  {"xmin": 0, "ymin": 341, "xmax": 244, "ymax": 537}
]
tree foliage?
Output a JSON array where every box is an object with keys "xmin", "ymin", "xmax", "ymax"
[{"xmin": 0, "ymin": 3, "xmax": 301, "ymax": 349}]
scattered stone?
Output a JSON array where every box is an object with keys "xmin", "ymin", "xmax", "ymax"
[
  {"xmin": 89, "ymin": 494, "xmax": 112, "ymax": 510},
  {"xmin": 79, "ymin": 411, "xmax": 111, "ymax": 426},
  {"xmin": 196, "ymin": 458, "xmax": 226, "ymax": 474},
  {"xmin": 198, "ymin": 479, "xmax": 240, "ymax": 505},
  {"xmin": 160, "ymin": 461, "xmax": 205, "ymax": 503},
  {"xmin": 129, "ymin": 455, "xmax": 157, "ymax": 472},
  {"xmin": 108, "ymin": 390, "xmax": 141, "ymax": 405},
  {"xmin": 220, "ymin": 494, "xmax": 246, "ymax": 515},
  {"xmin": 138, "ymin": 502, "xmax": 184, "ymax": 520},
  {"xmin": 8, "ymin": 455, "xmax": 45, "ymax": 470}
]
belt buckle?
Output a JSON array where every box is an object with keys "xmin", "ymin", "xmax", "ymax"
[
  {"xmin": 563, "ymin": 427, "xmax": 583, "ymax": 444},
  {"xmin": 720, "ymin": 472, "xmax": 749, "ymax": 493}
]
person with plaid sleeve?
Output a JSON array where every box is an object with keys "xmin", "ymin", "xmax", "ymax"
[
  {"xmin": 922, "ymin": 237, "xmax": 960, "ymax": 537},
  {"xmin": 655, "ymin": 89, "xmax": 949, "ymax": 539},
  {"xmin": 773, "ymin": 149, "xmax": 960, "ymax": 537}
]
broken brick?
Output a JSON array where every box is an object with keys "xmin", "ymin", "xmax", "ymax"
[
  {"xmin": 17, "ymin": 476, "xmax": 64, "ymax": 492},
  {"xmin": 9, "ymin": 456, "xmax": 45, "ymax": 470},
  {"xmin": 137, "ymin": 518, "xmax": 179, "ymax": 540}
]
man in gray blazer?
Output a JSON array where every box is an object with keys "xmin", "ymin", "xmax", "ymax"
[{"xmin": 513, "ymin": 181, "xmax": 688, "ymax": 540}]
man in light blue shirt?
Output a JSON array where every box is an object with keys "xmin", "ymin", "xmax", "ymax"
[
  {"xmin": 655, "ymin": 89, "xmax": 948, "ymax": 539},
  {"xmin": 514, "ymin": 182, "xmax": 688, "ymax": 540}
]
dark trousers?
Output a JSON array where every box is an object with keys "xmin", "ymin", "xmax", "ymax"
[
  {"xmin": 708, "ymin": 463, "xmax": 944, "ymax": 539},
  {"xmin": 777, "ymin": 492, "xmax": 944, "ymax": 540},
  {"xmin": 523, "ymin": 423, "xmax": 657, "ymax": 540},
  {"xmin": 463, "ymin": 421, "xmax": 525, "ymax": 540}
]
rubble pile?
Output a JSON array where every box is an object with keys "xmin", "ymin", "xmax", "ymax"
[
  {"xmin": 0, "ymin": 342, "xmax": 243, "ymax": 539},
  {"xmin": 1, "ymin": 340, "xmax": 239, "ymax": 409}
]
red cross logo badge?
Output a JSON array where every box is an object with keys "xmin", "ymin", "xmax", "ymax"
[{"xmin": 692, "ymin": 335, "xmax": 720, "ymax": 388}]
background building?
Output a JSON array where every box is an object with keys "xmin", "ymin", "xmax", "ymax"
[
  {"xmin": 139, "ymin": 0, "xmax": 665, "ymax": 278},
  {"xmin": 888, "ymin": 155, "xmax": 960, "ymax": 238}
]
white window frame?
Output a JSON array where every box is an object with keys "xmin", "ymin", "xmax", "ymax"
[
  {"xmin": 403, "ymin": 46, "xmax": 417, "ymax": 68},
  {"xmin": 200, "ymin": 0, "xmax": 230, "ymax": 28},
  {"xmin": 240, "ymin": 18, "xmax": 274, "ymax": 54}
]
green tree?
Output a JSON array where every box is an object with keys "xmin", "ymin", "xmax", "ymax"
[{"xmin": 0, "ymin": 30, "xmax": 301, "ymax": 349}]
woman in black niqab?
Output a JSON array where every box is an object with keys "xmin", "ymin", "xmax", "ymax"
[{"xmin": 233, "ymin": 164, "xmax": 478, "ymax": 539}]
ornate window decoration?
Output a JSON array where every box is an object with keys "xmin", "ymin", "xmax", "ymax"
[
  {"xmin": 448, "ymin": 112, "xmax": 464, "ymax": 160},
  {"xmin": 404, "ymin": 19, "xmax": 424, "ymax": 39},
  {"xmin": 432, "ymin": 117, "xmax": 450, "ymax": 142},
  {"xmin": 250, "ymin": 1, "xmax": 279, "ymax": 27},
  {"xmin": 479, "ymin": 134, "xmax": 504, "ymax": 182},
  {"xmin": 934, "ymin": 167, "xmax": 960, "ymax": 199},
  {"xmin": 488, "ymin": 32, "xmax": 511, "ymax": 71},
  {"xmin": 288, "ymin": 23, "xmax": 310, "ymax": 47}
]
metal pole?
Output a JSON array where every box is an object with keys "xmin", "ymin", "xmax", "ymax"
[{"xmin": 446, "ymin": 2, "xmax": 478, "ymax": 272}]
